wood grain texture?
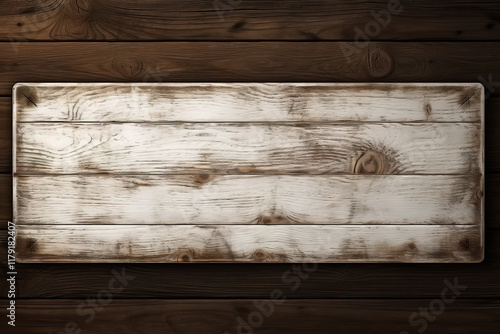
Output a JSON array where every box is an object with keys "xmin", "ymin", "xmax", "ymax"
[
  {"xmin": 15, "ymin": 175, "xmax": 482, "ymax": 225},
  {"xmin": 1, "ymin": 0, "xmax": 499, "ymax": 41},
  {"xmin": 7, "ymin": 96, "xmax": 500, "ymax": 173},
  {"xmin": 0, "ymin": 1, "xmax": 499, "ymax": 331},
  {"xmin": 14, "ymin": 83, "xmax": 483, "ymax": 122},
  {"xmin": 1, "ymin": 42, "xmax": 500, "ymax": 96},
  {"xmin": 13, "ymin": 83, "xmax": 484, "ymax": 263},
  {"xmin": 0, "ymin": 98, "xmax": 11, "ymax": 173},
  {"xmin": 8, "ymin": 228, "xmax": 500, "ymax": 299},
  {"xmin": 15, "ymin": 224, "xmax": 483, "ymax": 263},
  {"xmin": 3, "ymin": 172, "xmax": 498, "ymax": 229},
  {"xmin": 6, "ymin": 299, "xmax": 500, "ymax": 334},
  {"xmin": 15, "ymin": 122, "xmax": 482, "ymax": 175},
  {"xmin": 485, "ymin": 98, "xmax": 500, "ymax": 172},
  {"xmin": 4, "ymin": 96, "xmax": 500, "ymax": 175},
  {"xmin": 0, "ymin": 174, "xmax": 12, "ymax": 223}
]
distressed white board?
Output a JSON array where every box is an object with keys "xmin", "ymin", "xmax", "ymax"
[{"xmin": 13, "ymin": 83, "xmax": 485, "ymax": 263}]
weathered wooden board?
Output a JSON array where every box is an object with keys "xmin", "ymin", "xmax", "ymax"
[
  {"xmin": 15, "ymin": 122, "xmax": 481, "ymax": 174},
  {"xmin": 16, "ymin": 225, "xmax": 482, "ymax": 263},
  {"xmin": 13, "ymin": 83, "xmax": 484, "ymax": 263},
  {"xmin": 15, "ymin": 175, "xmax": 480, "ymax": 225}
]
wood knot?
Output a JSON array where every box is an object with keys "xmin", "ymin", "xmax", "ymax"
[
  {"xmin": 460, "ymin": 238, "xmax": 471, "ymax": 251},
  {"xmin": 257, "ymin": 215, "xmax": 290, "ymax": 224},
  {"xmin": 229, "ymin": 20, "xmax": 246, "ymax": 32},
  {"xmin": 365, "ymin": 46, "xmax": 394, "ymax": 78},
  {"xmin": 354, "ymin": 150, "xmax": 386, "ymax": 174},
  {"xmin": 252, "ymin": 249, "xmax": 268, "ymax": 261},
  {"xmin": 476, "ymin": 189, "xmax": 483, "ymax": 199},
  {"xmin": 16, "ymin": 237, "xmax": 39, "ymax": 254},
  {"xmin": 425, "ymin": 103, "xmax": 432, "ymax": 117},
  {"xmin": 74, "ymin": 0, "xmax": 93, "ymax": 14},
  {"xmin": 112, "ymin": 57, "xmax": 143, "ymax": 79},
  {"xmin": 193, "ymin": 174, "xmax": 214, "ymax": 185},
  {"xmin": 15, "ymin": 85, "xmax": 38, "ymax": 108},
  {"xmin": 251, "ymin": 249, "xmax": 288, "ymax": 262},
  {"xmin": 176, "ymin": 249, "xmax": 196, "ymax": 262},
  {"xmin": 406, "ymin": 242, "xmax": 417, "ymax": 251},
  {"xmin": 236, "ymin": 165, "xmax": 260, "ymax": 174}
]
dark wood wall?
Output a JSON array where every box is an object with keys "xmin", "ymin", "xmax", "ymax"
[{"xmin": 1, "ymin": 0, "xmax": 499, "ymax": 333}]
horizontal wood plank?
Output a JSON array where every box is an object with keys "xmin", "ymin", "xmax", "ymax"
[
  {"xmin": 0, "ymin": 175, "xmax": 12, "ymax": 222},
  {"xmin": 6, "ymin": 96, "xmax": 500, "ymax": 173},
  {"xmin": 15, "ymin": 175, "xmax": 482, "ymax": 225},
  {"xmin": 0, "ymin": 98, "xmax": 11, "ymax": 173},
  {"xmin": 485, "ymin": 98, "xmax": 500, "ymax": 171},
  {"xmin": 14, "ymin": 83, "xmax": 483, "ymax": 122},
  {"xmin": 9, "ymin": 228, "xmax": 500, "ymax": 298},
  {"xmin": 15, "ymin": 224, "xmax": 483, "ymax": 263},
  {"xmin": 5, "ymin": 172, "xmax": 500, "ymax": 234},
  {"xmin": 15, "ymin": 122, "xmax": 482, "ymax": 174},
  {"xmin": 1, "ymin": 42, "xmax": 500, "ymax": 96},
  {"xmin": 7, "ymin": 299, "xmax": 500, "ymax": 334},
  {"xmin": 1, "ymin": 0, "xmax": 499, "ymax": 41}
]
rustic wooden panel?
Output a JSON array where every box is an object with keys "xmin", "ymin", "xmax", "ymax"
[
  {"xmin": 1, "ymin": 42, "xmax": 500, "ymax": 96},
  {"xmin": 15, "ymin": 224, "xmax": 483, "ymax": 263},
  {"xmin": 15, "ymin": 175, "xmax": 481, "ymax": 225},
  {"xmin": 8, "ymin": 299, "xmax": 500, "ymax": 334},
  {"xmin": 9, "ymin": 228, "xmax": 500, "ymax": 298},
  {"xmin": 14, "ymin": 83, "xmax": 482, "ymax": 122},
  {"xmin": 13, "ymin": 83, "xmax": 484, "ymax": 263},
  {"xmin": 15, "ymin": 122, "xmax": 481, "ymax": 175},
  {"xmin": 1, "ymin": 0, "xmax": 499, "ymax": 41}
]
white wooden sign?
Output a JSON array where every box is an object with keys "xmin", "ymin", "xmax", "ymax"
[{"xmin": 13, "ymin": 83, "xmax": 484, "ymax": 262}]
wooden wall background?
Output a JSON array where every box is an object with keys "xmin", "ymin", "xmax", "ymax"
[{"xmin": 1, "ymin": 0, "xmax": 499, "ymax": 332}]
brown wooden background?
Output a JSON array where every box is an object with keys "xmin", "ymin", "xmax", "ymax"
[{"xmin": 1, "ymin": 0, "xmax": 500, "ymax": 333}]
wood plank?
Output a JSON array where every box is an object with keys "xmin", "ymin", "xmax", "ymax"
[
  {"xmin": 1, "ymin": 0, "xmax": 499, "ymax": 41},
  {"xmin": 0, "ymin": 98, "xmax": 11, "ymax": 173},
  {"xmin": 15, "ymin": 224, "xmax": 483, "ymax": 263},
  {"xmin": 1, "ymin": 42, "xmax": 500, "ymax": 96},
  {"xmin": 6, "ymin": 96, "xmax": 500, "ymax": 173},
  {"xmin": 15, "ymin": 122, "xmax": 482, "ymax": 175},
  {"xmin": 8, "ymin": 172, "xmax": 493, "ymax": 230},
  {"xmin": 0, "ymin": 174, "xmax": 12, "ymax": 222},
  {"xmin": 15, "ymin": 175, "xmax": 482, "ymax": 225},
  {"xmin": 14, "ymin": 83, "xmax": 483, "ymax": 122},
  {"xmin": 485, "ymin": 97, "xmax": 500, "ymax": 171},
  {"xmin": 10, "ymin": 228, "xmax": 500, "ymax": 298},
  {"xmin": 7, "ymin": 299, "xmax": 500, "ymax": 334}
]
